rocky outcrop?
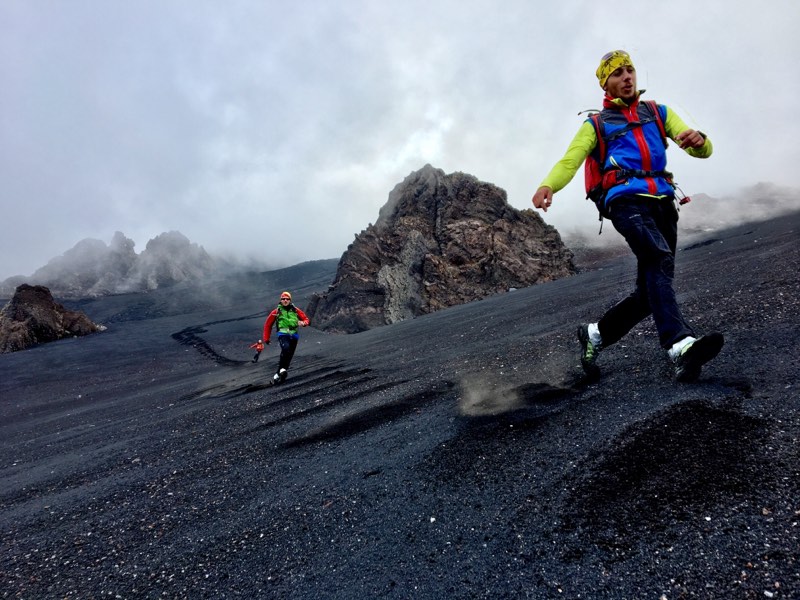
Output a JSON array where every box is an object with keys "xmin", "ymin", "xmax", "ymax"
[
  {"xmin": 306, "ymin": 165, "xmax": 576, "ymax": 333},
  {"xmin": 130, "ymin": 231, "xmax": 216, "ymax": 291},
  {"xmin": 0, "ymin": 231, "xmax": 216, "ymax": 298},
  {"xmin": 19, "ymin": 232, "xmax": 139, "ymax": 297},
  {"xmin": 0, "ymin": 284, "xmax": 104, "ymax": 353}
]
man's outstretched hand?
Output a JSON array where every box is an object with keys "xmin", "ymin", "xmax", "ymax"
[{"xmin": 532, "ymin": 186, "xmax": 553, "ymax": 212}]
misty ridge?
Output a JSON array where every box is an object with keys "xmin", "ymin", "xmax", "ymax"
[
  {"xmin": 0, "ymin": 230, "xmax": 278, "ymax": 300},
  {"xmin": 560, "ymin": 181, "xmax": 800, "ymax": 259},
  {"xmin": 2, "ymin": 176, "xmax": 799, "ymax": 301}
]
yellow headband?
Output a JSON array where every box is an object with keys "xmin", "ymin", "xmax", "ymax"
[{"xmin": 596, "ymin": 50, "xmax": 634, "ymax": 89}]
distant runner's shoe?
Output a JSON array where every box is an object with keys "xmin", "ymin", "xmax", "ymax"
[
  {"xmin": 279, "ymin": 368, "xmax": 288, "ymax": 382},
  {"xmin": 577, "ymin": 324, "xmax": 601, "ymax": 379},
  {"xmin": 672, "ymin": 333, "xmax": 724, "ymax": 382},
  {"xmin": 272, "ymin": 372, "xmax": 281, "ymax": 385}
]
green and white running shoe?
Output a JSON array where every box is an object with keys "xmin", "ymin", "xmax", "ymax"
[
  {"xmin": 577, "ymin": 324, "xmax": 602, "ymax": 379},
  {"xmin": 672, "ymin": 333, "xmax": 724, "ymax": 382}
]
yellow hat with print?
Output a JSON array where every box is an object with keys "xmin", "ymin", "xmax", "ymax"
[
  {"xmin": 280, "ymin": 291, "xmax": 292, "ymax": 300},
  {"xmin": 596, "ymin": 50, "xmax": 634, "ymax": 89}
]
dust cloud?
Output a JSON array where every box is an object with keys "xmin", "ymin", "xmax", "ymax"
[{"xmin": 458, "ymin": 377, "xmax": 524, "ymax": 416}]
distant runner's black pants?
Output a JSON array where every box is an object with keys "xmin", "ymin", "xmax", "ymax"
[
  {"xmin": 277, "ymin": 335, "xmax": 298, "ymax": 371},
  {"xmin": 598, "ymin": 196, "xmax": 695, "ymax": 349}
]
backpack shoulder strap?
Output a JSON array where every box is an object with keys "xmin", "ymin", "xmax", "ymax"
[
  {"xmin": 589, "ymin": 112, "xmax": 606, "ymax": 163},
  {"xmin": 644, "ymin": 99, "xmax": 668, "ymax": 148}
]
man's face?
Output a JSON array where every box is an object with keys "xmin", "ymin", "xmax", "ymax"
[{"xmin": 604, "ymin": 65, "xmax": 637, "ymax": 102}]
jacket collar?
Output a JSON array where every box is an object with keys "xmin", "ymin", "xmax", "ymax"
[{"xmin": 602, "ymin": 89, "xmax": 646, "ymax": 110}]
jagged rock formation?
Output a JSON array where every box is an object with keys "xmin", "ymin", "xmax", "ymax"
[
  {"xmin": 306, "ymin": 165, "xmax": 576, "ymax": 333},
  {"xmin": 0, "ymin": 231, "xmax": 215, "ymax": 298},
  {"xmin": 18, "ymin": 232, "xmax": 138, "ymax": 297},
  {"xmin": 132, "ymin": 231, "xmax": 216, "ymax": 292},
  {"xmin": 0, "ymin": 284, "xmax": 104, "ymax": 353}
]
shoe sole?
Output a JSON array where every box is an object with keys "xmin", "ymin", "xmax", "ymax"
[
  {"xmin": 676, "ymin": 333, "xmax": 724, "ymax": 382},
  {"xmin": 577, "ymin": 325, "xmax": 601, "ymax": 380}
]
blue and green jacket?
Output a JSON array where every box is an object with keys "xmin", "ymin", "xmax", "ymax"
[{"xmin": 540, "ymin": 92, "xmax": 713, "ymax": 209}]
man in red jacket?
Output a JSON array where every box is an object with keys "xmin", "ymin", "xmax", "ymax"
[
  {"xmin": 262, "ymin": 291, "xmax": 310, "ymax": 384},
  {"xmin": 248, "ymin": 339, "xmax": 265, "ymax": 363}
]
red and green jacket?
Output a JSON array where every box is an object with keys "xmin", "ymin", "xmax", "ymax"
[{"xmin": 262, "ymin": 304, "xmax": 310, "ymax": 342}]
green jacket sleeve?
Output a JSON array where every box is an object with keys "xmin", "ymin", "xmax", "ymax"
[
  {"xmin": 539, "ymin": 121, "xmax": 596, "ymax": 193},
  {"xmin": 664, "ymin": 107, "xmax": 713, "ymax": 158},
  {"xmin": 539, "ymin": 104, "xmax": 712, "ymax": 192}
]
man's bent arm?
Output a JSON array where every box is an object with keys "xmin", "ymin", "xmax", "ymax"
[
  {"xmin": 539, "ymin": 121, "xmax": 596, "ymax": 192},
  {"xmin": 665, "ymin": 107, "xmax": 713, "ymax": 158}
]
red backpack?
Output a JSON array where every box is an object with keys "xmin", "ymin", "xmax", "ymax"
[{"xmin": 583, "ymin": 99, "xmax": 669, "ymax": 217}]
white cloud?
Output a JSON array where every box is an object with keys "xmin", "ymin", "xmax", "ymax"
[{"xmin": 1, "ymin": 0, "xmax": 799, "ymax": 280}]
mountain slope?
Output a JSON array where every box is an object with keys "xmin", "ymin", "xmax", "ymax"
[{"xmin": 0, "ymin": 212, "xmax": 798, "ymax": 599}]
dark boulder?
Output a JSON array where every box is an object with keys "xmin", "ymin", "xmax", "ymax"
[
  {"xmin": 307, "ymin": 165, "xmax": 576, "ymax": 333},
  {"xmin": 0, "ymin": 284, "xmax": 104, "ymax": 353}
]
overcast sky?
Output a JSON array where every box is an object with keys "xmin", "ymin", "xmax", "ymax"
[{"xmin": 2, "ymin": 1, "xmax": 799, "ymax": 280}]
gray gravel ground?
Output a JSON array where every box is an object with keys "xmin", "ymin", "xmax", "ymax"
[{"xmin": 1, "ymin": 212, "xmax": 798, "ymax": 599}]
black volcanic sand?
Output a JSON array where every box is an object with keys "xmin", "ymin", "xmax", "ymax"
[{"xmin": 1, "ymin": 214, "xmax": 798, "ymax": 599}]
